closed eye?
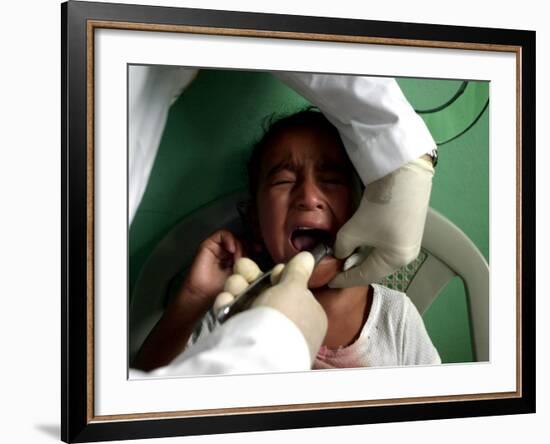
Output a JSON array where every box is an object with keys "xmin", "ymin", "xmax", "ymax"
[
  {"xmin": 271, "ymin": 179, "xmax": 295, "ymax": 186},
  {"xmin": 270, "ymin": 172, "xmax": 296, "ymax": 186}
]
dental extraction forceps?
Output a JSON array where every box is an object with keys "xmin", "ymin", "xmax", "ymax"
[{"xmin": 216, "ymin": 243, "xmax": 333, "ymax": 324}]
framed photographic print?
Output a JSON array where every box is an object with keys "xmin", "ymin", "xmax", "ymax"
[{"xmin": 62, "ymin": 0, "xmax": 536, "ymax": 442}]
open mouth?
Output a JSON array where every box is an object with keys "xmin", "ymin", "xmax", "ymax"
[{"xmin": 290, "ymin": 227, "xmax": 333, "ymax": 252}]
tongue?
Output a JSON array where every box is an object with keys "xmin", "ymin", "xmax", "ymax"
[{"xmin": 293, "ymin": 234, "xmax": 320, "ymax": 251}]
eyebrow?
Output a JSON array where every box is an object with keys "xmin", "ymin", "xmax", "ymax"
[{"xmin": 315, "ymin": 160, "xmax": 351, "ymax": 175}]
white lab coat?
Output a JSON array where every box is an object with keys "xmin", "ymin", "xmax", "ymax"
[
  {"xmin": 128, "ymin": 67, "xmax": 198, "ymax": 223},
  {"xmin": 128, "ymin": 66, "xmax": 435, "ymax": 374},
  {"xmin": 130, "ymin": 307, "xmax": 310, "ymax": 377}
]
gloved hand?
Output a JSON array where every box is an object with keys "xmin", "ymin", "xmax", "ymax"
[
  {"xmin": 329, "ymin": 155, "xmax": 434, "ymax": 288},
  {"xmin": 214, "ymin": 253, "xmax": 328, "ymax": 363}
]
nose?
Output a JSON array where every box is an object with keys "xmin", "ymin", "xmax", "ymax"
[{"xmin": 294, "ymin": 176, "xmax": 326, "ymax": 211}]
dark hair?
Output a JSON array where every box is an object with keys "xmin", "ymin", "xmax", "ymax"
[{"xmin": 247, "ymin": 107, "xmax": 346, "ymax": 201}]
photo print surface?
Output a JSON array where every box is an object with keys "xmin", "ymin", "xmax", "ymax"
[{"xmin": 128, "ymin": 66, "xmax": 489, "ymax": 377}]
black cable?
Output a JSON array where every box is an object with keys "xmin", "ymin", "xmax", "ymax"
[
  {"xmin": 415, "ymin": 81, "xmax": 468, "ymax": 114},
  {"xmin": 436, "ymin": 98, "xmax": 489, "ymax": 147}
]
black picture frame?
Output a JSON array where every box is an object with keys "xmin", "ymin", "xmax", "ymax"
[{"xmin": 61, "ymin": 1, "xmax": 536, "ymax": 442}]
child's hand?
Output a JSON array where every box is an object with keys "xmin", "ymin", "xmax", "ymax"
[{"xmin": 179, "ymin": 230, "xmax": 244, "ymax": 310}]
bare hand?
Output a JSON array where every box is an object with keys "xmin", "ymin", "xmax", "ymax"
[{"xmin": 179, "ymin": 230, "xmax": 244, "ymax": 309}]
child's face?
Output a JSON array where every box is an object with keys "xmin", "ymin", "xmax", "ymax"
[{"xmin": 256, "ymin": 125, "xmax": 355, "ymax": 288}]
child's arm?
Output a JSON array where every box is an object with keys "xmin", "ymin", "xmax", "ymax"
[{"xmin": 132, "ymin": 230, "xmax": 243, "ymax": 371}]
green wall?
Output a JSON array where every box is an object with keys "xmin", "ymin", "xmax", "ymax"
[
  {"xmin": 129, "ymin": 69, "xmax": 489, "ymax": 364},
  {"xmin": 399, "ymin": 78, "xmax": 489, "ymax": 363}
]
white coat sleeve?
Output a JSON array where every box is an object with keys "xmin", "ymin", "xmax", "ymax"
[
  {"xmin": 128, "ymin": 66, "xmax": 198, "ymax": 224},
  {"xmin": 274, "ymin": 72, "xmax": 436, "ymax": 184},
  {"xmin": 129, "ymin": 307, "xmax": 311, "ymax": 377}
]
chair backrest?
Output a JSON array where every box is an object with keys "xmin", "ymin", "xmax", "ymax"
[
  {"xmin": 129, "ymin": 192, "xmax": 489, "ymax": 363},
  {"xmin": 389, "ymin": 209, "xmax": 489, "ymax": 361}
]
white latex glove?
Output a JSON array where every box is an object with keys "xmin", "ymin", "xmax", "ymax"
[
  {"xmin": 330, "ymin": 155, "xmax": 434, "ymax": 288},
  {"xmin": 129, "ymin": 66, "xmax": 199, "ymax": 224},
  {"xmin": 214, "ymin": 254, "xmax": 328, "ymax": 363}
]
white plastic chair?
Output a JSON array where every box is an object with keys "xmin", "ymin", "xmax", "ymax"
[
  {"xmin": 401, "ymin": 209, "xmax": 489, "ymax": 361},
  {"xmin": 129, "ymin": 192, "xmax": 489, "ymax": 363}
]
